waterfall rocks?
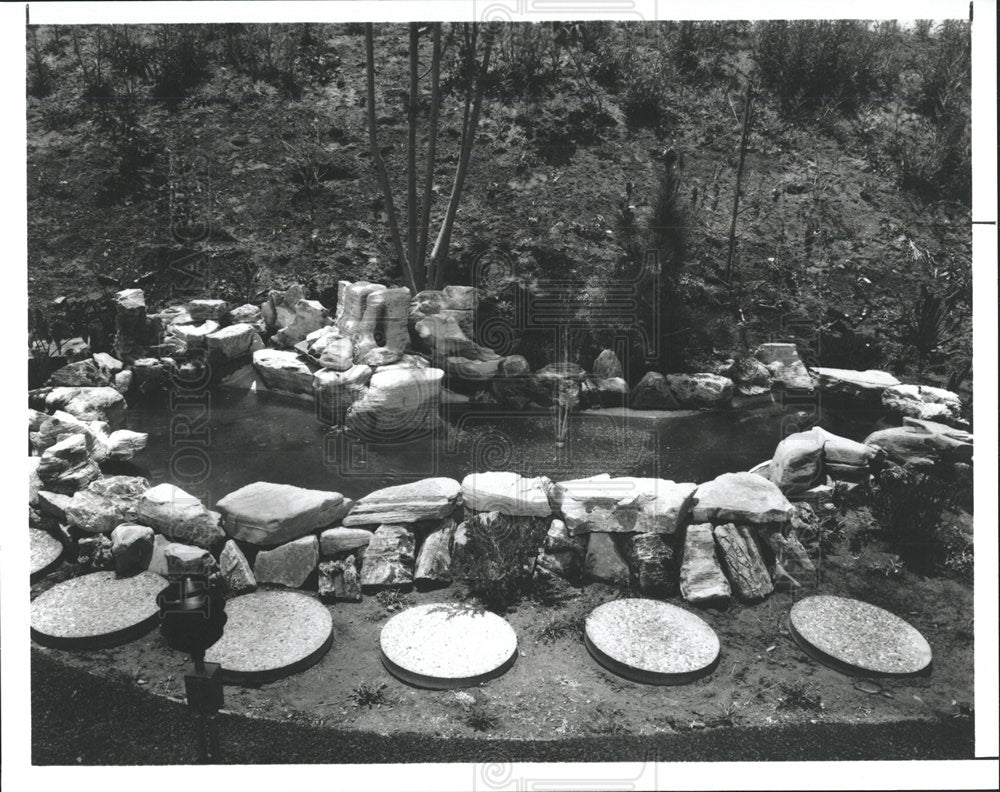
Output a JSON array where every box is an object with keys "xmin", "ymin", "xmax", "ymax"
[
  {"xmin": 461, "ymin": 472, "xmax": 553, "ymax": 517},
  {"xmin": 343, "ymin": 477, "xmax": 461, "ymax": 526},
  {"xmin": 691, "ymin": 472, "xmax": 794, "ymax": 525},
  {"xmin": 753, "ymin": 343, "xmax": 813, "ymax": 391},
  {"xmin": 216, "ymin": 482, "xmax": 351, "ymax": 546},
  {"xmin": 553, "ymin": 475, "xmax": 697, "ymax": 536},
  {"xmin": 136, "ymin": 483, "xmax": 225, "ymax": 548},
  {"xmin": 864, "ymin": 417, "xmax": 973, "ymax": 469}
]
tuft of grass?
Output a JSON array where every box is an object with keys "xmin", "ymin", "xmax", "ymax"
[
  {"xmin": 464, "ymin": 701, "xmax": 499, "ymax": 732},
  {"xmin": 535, "ymin": 612, "xmax": 585, "ymax": 644},
  {"xmin": 776, "ymin": 680, "xmax": 823, "ymax": 712},
  {"xmin": 351, "ymin": 681, "xmax": 389, "ymax": 709},
  {"xmin": 586, "ymin": 703, "xmax": 628, "ymax": 734}
]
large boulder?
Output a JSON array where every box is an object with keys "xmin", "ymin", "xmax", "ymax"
[
  {"xmin": 261, "ymin": 283, "xmax": 307, "ymax": 333},
  {"xmin": 46, "ymin": 359, "xmax": 113, "ymax": 388},
  {"xmin": 593, "ymin": 349, "xmax": 623, "ymax": 379},
  {"xmin": 691, "ymin": 472, "xmax": 794, "ymax": 525},
  {"xmin": 253, "ymin": 535, "xmax": 319, "ymax": 588},
  {"xmin": 552, "ymin": 475, "xmax": 696, "ymax": 536},
  {"xmin": 219, "ymin": 540, "xmax": 257, "ymax": 594},
  {"xmin": 274, "ymin": 299, "xmax": 332, "ymax": 348},
  {"xmin": 753, "ymin": 343, "xmax": 813, "ymax": 391},
  {"xmin": 679, "ymin": 523, "xmax": 731, "ymax": 604},
  {"xmin": 319, "ymin": 527, "xmax": 373, "ymax": 558},
  {"xmin": 461, "ymin": 472, "xmax": 552, "ymax": 517},
  {"xmin": 29, "ymin": 457, "xmax": 42, "ymax": 507},
  {"xmin": 64, "ymin": 475, "xmax": 150, "ymax": 534},
  {"xmin": 31, "ymin": 410, "xmax": 104, "ymax": 457},
  {"xmin": 625, "ymin": 533, "xmax": 677, "ymax": 597},
  {"xmin": 215, "ymin": 482, "xmax": 350, "ymax": 546},
  {"xmin": 313, "ymin": 364, "xmax": 372, "ymax": 425},
  {"xmin": 252, "ymin": 348, "xmax": 315, "ymax": 395},
  {"xmin": 44, "ymin": 386, "xmax": 127, "ymax": 430},
  {"xmin": 665, "ymin": 373, "xmax": 734, "ymax": 409},
  {"xmin": 114, "ymin": 288, "xmax": 157, "ymax": 363},
  {"xmin": 343, "ymin": 477, "xmax": 461, "ymax": 526},
  {"xmin": 864, "ymin": 418, "xmax": 973, "ymax": 468},
  {"xmin": 413, "ymin": 313, "xmax": 481, "ymax": 359},
  {"xmin": 35, "ymin": 434, "xmax": 101, "ymax": 493},
  {"xmin": 137, "ymin": 483, "xmax": 225, "ymax": 547},
  {"xmin": 444, "ymin": 354, "xmax": 502, "ymax": 381},
  {"xmin": 584, "ymin": 532, "xmax": 630, "ymax": 584},
  {"xmin": 881, "ymin": 383, "xmax": 964, "ymax": 427},
  {"xmin": 812, "ymin": 367, "xmax": 901, "ymax": 407},
  {"xmin": 335, "ymin": 280, "xmax": 386, "ymax": 334},
  {"xmin": 414, "ymin": 518, "xmax": 457, "ymax": 588},
  {"xmin": 409, "ymin": 286, "xmax": 477, "ymax": 337},
  {"xmin": 345, "ymin": 367, "xmax": 444, "ymax": 438},
  {"xmin": 110, "ymin": 524, "xmax": 155, "ymax": 577},
  {"xmin": 717, "ymin": 356, "xmax": 772, "ymax": 396},
  {"xmin": 359, "ymin": 525, "xmax": 415, "ymax": 591},
  {"xmin": 350, "ymin": 287, "xmax": 411, "ymax": 360},
  {"xmin": 712, "ymin": 523, "xmax": 773, "ymax": 602},
  {"xmin": 767, "ymin": 429, "xmax": 827, "ymax": 495},
  {"xmin": 630, "ymin": 371, "xmax": 680, "ymax": 409},
  {"xmin": 168, "ymin": 321, "xmax": 220, "ymax": 349},
  {"xmin": 106, "ymin": 429, "xmax": 148, "ymax": 461},
  {"xmin": 227, "ymin": 303, "xmax": 265, "ymax": 331},
  {"xmin": 206, "ymin": 323, "xmax": 259, "ymax": 361},
  {"xmin": 814, "ymin": 427, "xmax": 877, "ymax": 477}
]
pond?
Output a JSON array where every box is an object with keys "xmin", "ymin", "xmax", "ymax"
[{"xmin": 123, "ymin": 385, "xmax": 874, "ymax": 507}]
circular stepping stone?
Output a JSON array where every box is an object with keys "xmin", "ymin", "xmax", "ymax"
[
  {"xmin": 31, "ymin": 571, "xmax": 164, "ymax": 649},
  {"xmin": 380, "ymin": 603, "xmax": 518, "ymax": 689},
  {"xmin": 584, "ymin": 598, "xmax": 720, "ymax": 685},
  {"xmin": 789, "ymin": 595, "xmax": 932, "ymax": 677},
  {"xmin": 30, "ymin": 529, "xmax": 64, "ymax": 581},
  {"xmin": 204, "ymin": 591, "xmax": 334, "ymax": 684}
]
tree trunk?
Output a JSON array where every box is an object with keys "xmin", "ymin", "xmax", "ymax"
[
  {"xmin": 417, "ymin": 23, "xmax": 442, "ymax": 287},
  {"xmin": 724, "ymin": 81, "xmax": 753, "ymax": 287},
  {"xmin": 406, "ymin": 23, "xmax": 420, "ymax": 286}
]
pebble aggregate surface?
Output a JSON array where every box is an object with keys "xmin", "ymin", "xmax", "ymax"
[{"xmin": 30, "ymin": 528, "xmax": 63, "ymax": 576}]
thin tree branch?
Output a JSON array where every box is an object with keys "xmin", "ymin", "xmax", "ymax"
[
  {"xmin": 417, "ymin": 23, "xmax": 442, "ymax": 286},
  {"xmin": 725, "ymin": 80, "xmax": 753, "ymax": 289},
  {"xmin": 407, "ymin": 23, "xmax": 420, "ymax": 287}
]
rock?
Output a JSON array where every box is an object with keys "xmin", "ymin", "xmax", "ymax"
[
  {"xmin": 345, "ymin": 367, "xmax": 444, "ymax": 438},
  {"xmin": 336, "ymin": 281, "xmax": 386, "ymax": 333},
  {"xmin": 261, "ymin": 283, "xmax": 308, "ymax": 333},
  {"xmin": 584, "ymin": 532, "xmax": 630, "ymax": 584},
  {"xmin": 37, "ymin": 490, "xmax": 73, "ymax": 522},
  {"xmin": 187, "ymin": 299, "xmax": 230, "ymax": 322},
  {"xmin": 147, "ymin": 534, "xmax": 172, "ymax": 577},
  {"xmin": 29, "ymin": 407, "xmax": 49, "ymax": 433},
  {"xmin": 164, "ymin": 542, "xmax": 217, "ymax": 577},
  {"xmin": 44, "ymin": 386, "xmax": 127, "ymax": 430},
  {"xmin": 32, "ymin": 335, "xmax": 90, "ymax": 362},
  {"xmin": 319, "ymin": 526, "xmax": 373, "ymax": 558},
  {"xmin": 227, "ymin": 303, "xmax": 264, "ymax": 330},
  {"xmin": 77, "ymin": 534, "xmax": 115, "ymax": 572},
  {"xmin": 445, "ymin": 354, "xmax": 502, "ymax": 381},
  {"xmin": 354, "ymin": 286, "xmax": 411, "ymax": 358},
  {"xmin": 93, "ymin": 352, "xmax": 124, "ymax": 374},
  {"xmin": 359, "ymin": 525, "xmax": 415, "ymax": 591},
  {"xmin": 409, "ymin": 286, "xmax": 476, "ymax": 337},
  {"xmin": 499, "ymin": 355, "xmax": 530, "ymax": 377},
  {"xmin": 110, "ymin": 524, "xmax": 155, "ymax": 577},
  {"xmin": 274, "ymin": 299, "xmax": 332, "ymax": 348},
  {"xmin": 767, "ymin": 428, "xmax": 827, "ymax": 495},
  {"xmin": 318, "ymin": 556, "xmax": 362, "ymax": 602},
  {"xmin": 114, "ymin": 288, "xmax": 155, "ymax": 363},
  {"xmin": 169, "ymin": 321, "xmax": 220, "ymax": 349},
  {"xmin": 113, "ymin": 370, "xmax": 133, "ymax": 396},
  {"xmin": 215, "ymin": 481, "xmax": 350, "ymax": 546},
  {"xmin": 815, "ymin": 427, "xmax": 877, "ymax": 471},
  {"xmin": 712, "ymin": 524, "xmax": 773, "ymax": 602},
  {"xmin": 359, "ymin": 346, "xmax": 403, "ymax": 368},
  {"xmin": 718, "ymin": 356, "xmax": 772, "ymax": 396},
  {"xmin": 753, "ymin": 343, "xmax": 813, "ymax": 391},
  {"xmin": 536, "ymin": 519, "xmax": 587, "ymax": 581},
  {"xmin": 882, "ymin": 383, "xmax": 964, "ymax": 427},
  {"xmin": 252, "ymin": 348, "xmax": 316, "ymax": 395},
  {"xmin": 679, "ymin": 523, "xmax": 731, "ymax": 604},
  {"xmin": 64, "ymin": 475, "xmax": 150, "ymax": 534},
  {"xmin": 206, "ymin": 323, "xmax": 257, "ymax": 360},
  {"xmin": 630, "ymin": 371, "xmax": 680, "ymax": 409},
  {"xmin": 46, "ymin": 359, "xmax": 113, "ymax": 387},
  {"xmin": 319, "ymin": 336, "xmax": 354, "ymax": 371},
  {"xmin": 762, "ymin": 528, "xmax": 816, "ymax": 590},
  {"xmin": 665, "ymin": 373, "xmax": 734, "ymax": 409},
  {"xmin": 413, "ymin": 314, "xmax": 481, "ymax": 359},
  {"xmin": 414, "ymin": 518, "xmax": 457, "ymax": 587},
  {"xmin": 461, "ymin": 472, "xmax": 553, "ymax": 517},
  {"xmin": 625, "ymin": 533, "xmax": 677, "ymax": 597},
  {"xmin": 552, "ymin": 475, "xmax": 697, "ymax": 535},
  {"xmin": 131, "ymin": 357, "xmax": 169, "ymax": 396},
  {"xmin": 343, "ymin": 477, "xmax": 460, "ymax": 526},
  {"xmin": 864, "ymin": 418, "xmax": 973, "ymax": 469},
  {"xmin": 313, "ymin": 365, "xmax": 372, "ymax": 424},
  {"xmin": 253, "ymin": 535, "xmax": 319, "ymax": 588},
  {"xmin": 219, "ymin": 540, "xmax": 257, "ymax": 594},
  {"xmin": 812, "ymin": 367, "xmax": 901, "ymax": 407},
  {"xmin": 589, "ymin": 376, "xmax": 629, "ymax": 408},
  {"xmin": 137, "ymin": 483, "xmax": 225, "ymax": 547},
  {"xmin": 36, "ymin": 434, "xmax": 101, "ymax": 492},
  {"xmin": 691, "ymin": 472, "xmax": 794, "ymax": 525},
  {"xmin": 106, "ymin": 429, "xmax": 148, "ymax": 460},
  {"xmin": 593, "ymin": 349, "xmax": 624, "ymax": 379},
  {"xmin": 30, "ymin": 410, "xmax": 104, "ymax": 457}
]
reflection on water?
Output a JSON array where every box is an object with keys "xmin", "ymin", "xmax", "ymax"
[{"xmin": 125, "ymin": 386, "xmax": 873, "ymax": 508}]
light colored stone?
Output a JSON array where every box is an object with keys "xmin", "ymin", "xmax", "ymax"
[
  {"xmin": 113, "ymin": 370, "xmax": 133, "ymax": 395},
  {"xmin": 65, "ymin": 475, "xmax": 150, "ymax": 534},
  {"xmin": 593, "ymin": 348, "xmax": 623, "ymax": 379},
  {"xmin": 215, "ymin": 481, "xmax": 349, "ymax": 546},
  {"xmin": 630, "ymin": 371, "xmax": 680, "ymax": 409},
  {"xmin": 37, "ymin": 490, "xmax": 73, "ymax": 521},
  {"xmin": 813, "ymin": 367, "xmax": 901, "ymax": 405},
  {"xmin": 114, "ymin": 288, "xmax": 153, "ymax": 363},
  {"xmin": 47, "ymin": 359, "xmax": 113, "ymax": 387},
  {"xmin": 445, "ymin": 355, "xmax": 501, "ymax": 380},
  {"xmin": 691, "ymin": 472, "xmax": 794, "ymax": 525},
  {"xmin": 35, "ymin": 434, "xmax": 101, "ymax": 492},
  {"xmin": 169, "ymin": 321, "xmax": 220, "ymax": 349},
  {"xmin": 262, "ymin": 283, "xmax": 308, "ymax": 332},
  {"xmin": 553, "ymin": 475, "xmax": 697, "ymax": 535},
  {"xmin": 106, "ymin": 429, "xmax": 148, "ymax": 460},
  {"xmin": 666, "ymin": 373, "xmax": 734, "ymax": 409},
  {"xmin": 275, "ymin": 299, "xmax": 332, "ymax": 348},
  {"xmin": 345, "ymin": 367, "xmax": 444, "ymax": 438},
  {"xmin": 92, "ymin": 352, "xmax": 124, "ymax": 374},
  {"xmin": 882, "ymin": 383, "xmax": 964, "ymax": 426},
  {"xmin": 679, "ymin": 523, "xmax": 731, "ymax": 604},
  {"xmin": 461, "ymin": 472, "xmax": 553, "ymax": 517},
  {"xmin": 219, "ymin": 540, "xmax": 257, "ymax": 594},
  {"xmin": 44, "ymin": 386, "xmax": 127, "ymax": 430},
  {"xmin": 712, "ymin": 523, "xmax": 773, "ymax": 602},
  {"xmin": 110, "ymin": 524, "xmax": 155, "ymax": 577},
  {"xmin": 718, "ymin": 356, "xmax": 772, "ymax": 396},
  {"xmin": 625, "ymin": 532, "xmax": 677, "ymax": 597},
  {"xmin": 319, "ymin": 526, "xmax": 373, "ymax": 558},
  {"xmin": 864, "ymin": 418, "xmax": 973, "ymax": 468},
  {"xmin": 137, "ymin": 483, "xmax": 225, "ymax": 547},
  {"xmin": 768, "ymin": 428, "xmax": 827, "ymax": 495},
  {"xmin": 319, "ymin": 336, "xmax": 355, "ymax": 371},
  {"xmin": 253, "ymin": 535, "xmax": 319, "ymax": 588},
  {"xmin": 227, "ymin": 303, "xmax": 264, "ymax": 329},
  {"xmin": 754, "ymin": 343, "xmax": 813, "ymax": 391},
  {"xmin": 414, "ymin": 518, "xmax": 457, "ymax": 587},
  {"xmin": 147, "ymin": 533, "xmax": 172, "ymax": 577},
  {"xmin": 206, "ymin": 323, "xmax": 257, "ymax": 360},
  {"xmin": 29, "ymin": 457, "xmax": 42, "ymax": 507},
  {"xmin": 252, "ymin": 348, "xmax": 315, "ymax": 395},
  {"xmin": 359, "ymin": 525, "xmax": 415, "ymax": 590},
  {"xmin": 536, "ymin": 518, "xmax": 587, "ymax": 580},
  {"xmin": 413, "ymin": 313, "xmax": 481, "ymax": 359},
  {"xmin": 343, "ymin": 477, "xmax": 461, "ymax": 526},
  {"xmin": 313, "ymin": 364, "xmax": 372, "ymax": 424},
  {"xmin": 762, "ymin": 528, "xmax": 816, "ymax": 590},
  {"xmin": 319, "ymin": 556, "xmax": 362, "ymax": 601},
  {"xmin": 164, "ymin": 542, "xmax": 216, "ymax": 576},
  {"xmin": 409, "ymin": 287, "xmax": 477, "ymax": 337},
  {"xmin": 815, "ymin": 427, "xmax": 877, "ymax": 469},
  {"xmin": 584, "ymin": 532, "xmax": 630, "ymax": 584}
]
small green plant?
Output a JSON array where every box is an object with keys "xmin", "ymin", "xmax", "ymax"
[
  {"xmin": 776, "ymin": 680, "xmax": 823, "ymax": 712},
  {"xmin": 351, "ymin": 681, "xmax": 388, "ymax": 709},
  {"xmin": 586, "ymin": 703, "xmax": 627, "ymax": 734},
  {"xmin": 464, "ymin": 701, "xmax": 499, "ymax": 732},
  {"xmin": 535, "ymin": 612, "xmax": 585, "ymax": 644},
  {"xmin": 870, "ymin": 465, "xmax": 953, "ymax": 574}
]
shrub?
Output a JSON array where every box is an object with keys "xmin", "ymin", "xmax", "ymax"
[{"xmin": 870, "ymin": 464, "xmax": 953, "ymax": 573}]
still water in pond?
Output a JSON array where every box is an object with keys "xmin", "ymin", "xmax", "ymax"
[{"xmin": 124, "ymin": 386, "xmax": 866, "ymax": 507}]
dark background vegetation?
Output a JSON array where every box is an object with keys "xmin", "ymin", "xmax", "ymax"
[{"xmin": 26, "ymin": 20, "xmax": 972, "ymax": 405}]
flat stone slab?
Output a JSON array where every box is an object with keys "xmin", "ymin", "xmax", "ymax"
[
  {"xmin": 789, "ymin": 595, "xmax": 932, "ymax": 677},
  {"xmin": 31, "ymin": 571, "xmax": 164, "ymax": 649},
  {"xmin": 584, "ymin": 599, "xmax": 720, "ymax": 685},
  {"xmin": 380, "ymin": 603, "xmax": 518, "ymax": 689},
  {"xmin": 204, "ymin": 591, "xmax": 334, "ymax": 683},
  {"xmin": 30, "ymin": 528, "xmax": 64, "ymax": 580}
]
